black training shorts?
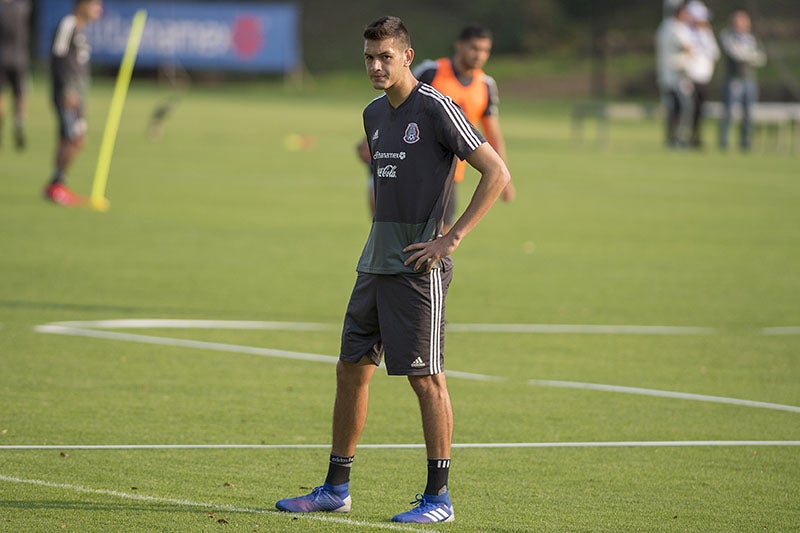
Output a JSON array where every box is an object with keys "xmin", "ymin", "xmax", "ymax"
[
  {"xmin": 54, "ymin": 98, "xmax": 86, "ymax": 141},
  {"xmin": 340, "ymin": 267, "xmax": 452, "ymax": 376}
]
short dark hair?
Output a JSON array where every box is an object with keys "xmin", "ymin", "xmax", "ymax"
[
  {"xmin": 363, "ymin": 16, "xmax": 411, "ymax": 48},
  {"xmin": 458, "ymin": 24, "xmax": 492, "ymax": 42}
]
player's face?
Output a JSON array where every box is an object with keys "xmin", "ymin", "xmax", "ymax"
[
  {"xmin": 79, "ymin": 0, "xmax": 104, "ymax": 21},
  {"xmin": 455, "ymin": 37, "xmax": 492, "ymax": 72},
  {"xmin": 732, "ymin": 12, "xmax": 751, "ymax": 33},
  {"xmin": 364, "ymin": 38, "xmax": 412, "ymax": 91}
]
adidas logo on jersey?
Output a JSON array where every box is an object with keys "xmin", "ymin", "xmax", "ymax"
[{"xmin": 410, "ymin": 357, "xmax": 426, "ymax": 368}]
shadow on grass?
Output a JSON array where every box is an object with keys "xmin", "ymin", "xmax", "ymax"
[{"xmin": 0, "ymin": 499, "xmax": 211, "ymax": 513}]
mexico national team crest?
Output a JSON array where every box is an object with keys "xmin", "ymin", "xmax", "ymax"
[{"xmin": 403, "ymin": 122, "xmax": 421, "ymax": 144}]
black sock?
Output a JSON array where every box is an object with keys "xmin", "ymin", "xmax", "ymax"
[
  {"xmin": 425, "ymin": 458, "xmax": 450, "ymax": 496},
  {"xmin": 325, "ymin": 454, "xmax": 354, "ymax": 486}
]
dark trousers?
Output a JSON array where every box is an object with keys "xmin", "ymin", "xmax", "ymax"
[
  {"xmin": 690, "ymin": 82, "xmax": 710, "ymax": 148},
  {"xmin": 664, "ymin": 86, "xmax": 693, "ymax": 148}
]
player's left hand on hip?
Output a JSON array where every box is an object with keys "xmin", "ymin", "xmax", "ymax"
[{"xmin": 403, "ymin": 237, "xmax": 454, "ymax": 272}]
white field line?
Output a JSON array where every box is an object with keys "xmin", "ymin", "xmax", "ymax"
[
  {"xmin": 49, "ymin": 319, "xmax": 337, "ymax": 331},
  {"xmin": 530, "ymin": 380, "xmax": 800, "ymax": 413},
  {"xmin": 447, "ymin": 323, "xmax": 718, "ymax": 335},
  {"xmin": 33, "ymin": 323, "xmax": 501, "ymax": 382},
  {"xmin": 35, "ymin": 324, "xmax": 341, "ymax": 365},
  {"xmin": 442, "ymin": 369, "xmax": 506, "ymax": 382},
  {"xmin": 2, "ymin": 441, "xmax": 800, "ymax": 451},
  {"xmin": 34, "ymin": 320, "xmax": 800, "ymax": 412},
  {"xmin": 761, "ymin": 327, "xmax": 800, "ymax": 336},
  {"xmin": 0, "ymin": 474, "xmax": 430, "ymax": 532}
]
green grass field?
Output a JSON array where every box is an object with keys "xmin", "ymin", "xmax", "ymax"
[{"xmin": 1, "ymin": 74, "xmax": 799, "ymax": 532}]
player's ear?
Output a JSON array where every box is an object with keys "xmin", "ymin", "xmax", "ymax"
[{"xmin": 404, "ymin": 47, "xmax": 415, "ymax": 67}]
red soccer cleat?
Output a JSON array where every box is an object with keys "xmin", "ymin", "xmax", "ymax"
[{"xmin": 44, "ymin": 183, "xmax": 85, "ymax": 207}]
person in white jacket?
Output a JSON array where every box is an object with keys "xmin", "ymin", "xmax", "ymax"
[
  {"xmin": 685, "ymin": 1, "xmax": 720, "ymax": 148},
  {"xmin": 656, "ymin": 3, "xmax": 694, "ymax": 148}
]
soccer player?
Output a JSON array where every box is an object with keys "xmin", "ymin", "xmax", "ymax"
[
  {"xmin": 414, "ymin": 24, "xmax": 515, "ymax": 231},
  {"xmin": 44, "ymin": 0, "xmax": 103, "ymax": 206},
  {"xmin": 275, "ymin": 16, "xmax": 511, "ymax": 524},
  {"xmin": 0, "ymin": 0, "xmax": 31, "ymax": 151}
]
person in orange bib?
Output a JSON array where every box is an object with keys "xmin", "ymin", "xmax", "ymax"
[{"xmin": 415, "ymin": 24, "xmax": 515, "ymax": 231}]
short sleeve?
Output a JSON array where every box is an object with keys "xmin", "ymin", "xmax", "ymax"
[{"xmin": 419, "ymin": 84, "xmax": 486, "ymax": 161}]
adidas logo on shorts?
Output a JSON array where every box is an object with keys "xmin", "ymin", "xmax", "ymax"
[{"xmin": 410, "ymin": 357, "xmax": 426, "ymax": 368}]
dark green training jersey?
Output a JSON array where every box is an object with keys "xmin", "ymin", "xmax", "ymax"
[{"xmin": 358, "ymin": 82, "xmax": 486, "ymax": 275}]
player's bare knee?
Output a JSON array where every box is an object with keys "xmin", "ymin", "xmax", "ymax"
[
  {"xmin": 336, "ymin": 359, "xmax": 373, "ymax": 388},
  {"xmin": 408, "ymin": 373, "xmax": 448, "ymax": 398}
]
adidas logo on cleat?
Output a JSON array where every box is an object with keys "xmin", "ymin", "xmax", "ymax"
[
  {"xmin": 410, "ymin": 357, "xmax": 426, "ymax": 368},
  {"xmin": 391, "ymin": 493, "xmax": 455, "ymax": 523}
]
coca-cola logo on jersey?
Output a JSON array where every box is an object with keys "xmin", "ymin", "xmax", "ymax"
[{"xmin": 377, "ymin": 165, "xmax": 398, "ymax": 178}]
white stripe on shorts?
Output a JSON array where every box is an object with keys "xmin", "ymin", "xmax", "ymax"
[{"xmin": 429, "ymin": 269, "xmax": 444, "ymax": 374}]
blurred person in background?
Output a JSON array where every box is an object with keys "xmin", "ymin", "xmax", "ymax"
[
  {"xmin": 413, "ymin": 24, "xmax": 514, "ymax": 232},
  {"xmin": 662, "ymin": 0, "xmax": 683, "ymax": 19},
  {"xmin": 0, "ymin": 0, "xmax": 31, "ymax": 151},
  {"xmin": 685, "ymin": 0, "xmax": 719, "ymax": 149},
  {"xmin": 718, "ymin": 9, "xmax": 766, "ymax": 152},
  {"xmin": 44, "ymin": 0, "xmax": 103, "ymax": 205},
  {"xmin": 656, "ymin": 2, "xmax": 694, "ymax": 149}
]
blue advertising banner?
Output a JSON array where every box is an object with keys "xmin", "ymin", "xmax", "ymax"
[{"xmin": 38, "ymin": 0, "xmax": 302, "ymax": 72}]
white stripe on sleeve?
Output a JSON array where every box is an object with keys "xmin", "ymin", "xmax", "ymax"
[
  {"xmin": 52, "ymin": 15, "xmax": 77, "ymax": 58},
  {"xmin": 419, "ymin": 84, "xmax": 483, "ymax": 150}
]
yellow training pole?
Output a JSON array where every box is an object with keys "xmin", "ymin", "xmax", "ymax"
[{"xmin": 89, "ymin": 9, "xmax": 147, "ymax": 212}]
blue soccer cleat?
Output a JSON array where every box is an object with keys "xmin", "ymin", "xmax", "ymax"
[
  {"xmin": 275, "ymin": 483, "xmax": 351, "ymax": 513},
  {"xmin": 391, "ymin": 492, "xmax": 454, "ymax": 523}
]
